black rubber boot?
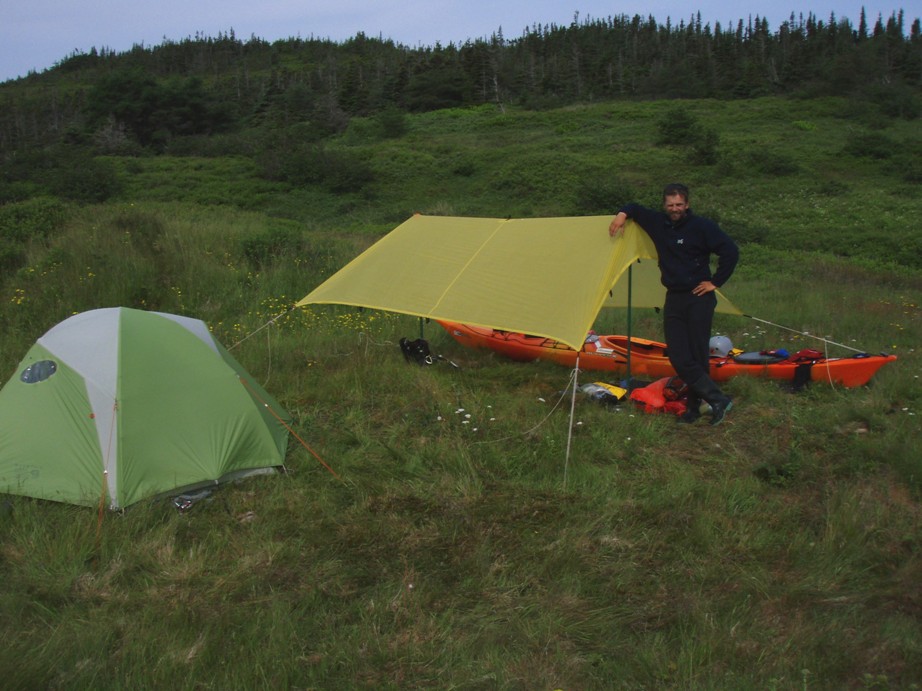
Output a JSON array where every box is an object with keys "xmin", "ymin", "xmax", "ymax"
[
  {"xmin": 678, "ymin": 392, "xmax": 702, "ymax": 424},
  {"xmin": 689, "ymin": 374, "xmax": 733, "ymax": 426}
]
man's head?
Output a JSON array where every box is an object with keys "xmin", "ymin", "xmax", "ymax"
[
  {"xmin": 662, "ymin": 183, "xmax": 689, "ymax": 202},
  {"xmin": 662, "ymin": 182, "xmax": 690, "ymax": 223}
]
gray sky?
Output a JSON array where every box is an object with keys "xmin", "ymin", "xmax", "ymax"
[{"xmin": 1, "ymin": 1, "xmax": 913, "ymax": 83}]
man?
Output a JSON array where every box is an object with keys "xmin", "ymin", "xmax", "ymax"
[{"xmin": 608, "ymin": 183, "xmax": 739, "ymax": 425}]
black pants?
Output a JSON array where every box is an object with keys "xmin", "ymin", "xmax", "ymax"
[{"xmin": 663, "ymin": 290, "xmax": 716, "ymax": 384}]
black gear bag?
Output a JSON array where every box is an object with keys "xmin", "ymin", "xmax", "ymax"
[{"xmin": 399, "ymin": 337, "xmax": 433, "ymax": 365}]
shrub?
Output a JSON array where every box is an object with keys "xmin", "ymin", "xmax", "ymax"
[
  {"xmin": 450, "ymin": 158, "xmax": 477, "ymax": 177},
  {"xmin": 0, "ymin": 197, "xmax": 69, "ymax": 242},
  {"xmin": 111, "ymin": 207, "xmax": 166, "ymax": 255},
  {"xmin": 240, "ymin": 222, "xmax": 305, "ymax": 268},
  {"xmin": 655, "ymin": 106, "xmax": 699, "ymax": 145},
  {"xmin": 573, "ymin": 174, "xmax": 635, "ymax": 215},
  {"xmin": 691, "ymin": 127, "xmax": 721, "ymax": 165},
  {"xmin": 48, "ymin": 156, "xmax": 123, "ymax": 203},
  {"xmin": 0, "ymin": 238, "xmax": 25, "ymax": 272},
  {"xmin": 816, "ymin": 179, "xmax": 851, "ymax": 196},
  {"xmin": 891, "ymin": 153, "xmax": 922, "ymax": 184},
  {"xmin": 259, "ymin": 143, "xmax": 374, "ymax": 193},
  {"xmin": 490, "ymin": 156, "xmax": 578, "ymax": 212},
  {"xmin": 741, "ymin": 149, "xmax": 800, "ymax": 176},
  {"xmin": 0, "ymin": 181, "xmax": 36, "ymax": 205},
  {"xmin": 656, "ymin": 106, "xmax": 720, "ymax": 164},
  {"xmin": 320, "ymin": 150, "xmax": 376, "ymax": 193},
  {"xmin": 792, "ymin": 120, "xmax": 817, "ymax": 132},
  {"xmin": 375, "ymin": 106, "xmax": 409, "ymax": 139},
  {"xmin": 884, "ymin": 139, "xmax": 922, "ymax": 182},
  {"xmin": 843, "ymin": 132, "xmax": 896, "ymax": 159},
  {"xmin": 865, "ymin": 84, "xmax": 921, "ymax": 121},
  {"xmin": 721, "ymin": 220, "xmax": 767, "ymax": 245}
]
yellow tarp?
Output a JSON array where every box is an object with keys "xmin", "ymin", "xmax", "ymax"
[{"xmin": 297, "ymin": 214, "xmax": 741, "ymax": 351}]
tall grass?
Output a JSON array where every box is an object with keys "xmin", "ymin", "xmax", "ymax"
[{"xmin": 1, "ymin": 97, "xmax": 920, "ymax": 688}]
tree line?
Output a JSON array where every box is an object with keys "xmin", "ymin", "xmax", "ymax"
[{"xmin": 0, "ymin": 9, "xmax": 919, "ymax": 159}]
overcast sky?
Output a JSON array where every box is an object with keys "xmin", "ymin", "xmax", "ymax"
[{"xmin": 1, "ymin": 1, "xmax": 913, "ymax": 83}]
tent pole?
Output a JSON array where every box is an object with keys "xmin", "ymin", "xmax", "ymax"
[{"xmin": 419, "ymin": 316, "xmax": 424, "ymax": 339}]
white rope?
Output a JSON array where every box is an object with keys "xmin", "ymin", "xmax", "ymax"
[
  {"xmin": 262, "ymin": 326, "xmax": 272, "ymax": 388},
  {"xmin": 357, "ymin": 331, "xmax": 394, "ymax": 353},
  {"xmin": 746, "ymin": 315, "xmax": 865, "ymax": 354},
  {"xmin": 821, "ymin": 335, "xmax": 837, "ymax": 390},
  {"xmin": 471, "ymin": 366, "xmax": 577, "ymax": 446},
  {"xmin": 227, "ymin": 305, "xmax": 297, "ymax": 351}
]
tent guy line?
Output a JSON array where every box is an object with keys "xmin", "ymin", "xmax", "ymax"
[{"xmin": 238, "ymin": 376, "xmax": 340, "ymax": 480}]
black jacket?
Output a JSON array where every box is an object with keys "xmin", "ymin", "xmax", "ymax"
[{"xmin": 619, "ymin": 203, "xmax": 739, "ymax": 291}]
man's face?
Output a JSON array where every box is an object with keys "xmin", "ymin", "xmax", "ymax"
[{"xmin": 663, "ymin": 194, "xmax": 689, "ymax": 223}]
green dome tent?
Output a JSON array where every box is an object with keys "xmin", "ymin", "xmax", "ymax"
[{"xmin": 0, "ymin": 308, "xmax": 291, "ymax": 509}]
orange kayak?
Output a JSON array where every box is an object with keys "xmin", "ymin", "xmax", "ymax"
[{"xmin": 437, "ymin": 321, "xmax": 896, "ymax": 388}]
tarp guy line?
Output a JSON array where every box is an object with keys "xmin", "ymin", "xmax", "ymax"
[{"xmin": 745, "ymin": 316, "xmax": 865, "ymax": 354}]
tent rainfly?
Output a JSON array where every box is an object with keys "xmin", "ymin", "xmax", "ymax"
[
  {"xmin": 0, "ymin": 308, "xmax": 291, "ymax": 509},
  {"xmin": 297, "ymin": 214, "xmax": 740, "ymax": 349}
]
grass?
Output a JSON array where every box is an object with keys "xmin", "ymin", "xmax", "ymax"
[{"xmin": 1, "ymin": 96, "xmax": 921, "ymax": 688}]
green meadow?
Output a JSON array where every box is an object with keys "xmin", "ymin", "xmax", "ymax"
[{"xmin": 1, "ymin": 97, "xmax": 921, "ymax": 689}]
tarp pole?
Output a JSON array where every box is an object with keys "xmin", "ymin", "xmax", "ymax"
[
  {"xmin": 564, "ymin": 354, "xmax": 579, "ymax": 490},
  {"xmin": 626, "ymin": 264, "xmax": 633, "ymax": 388},
  {"xmin": 419, "ymin": 317, "xmax": 424, "ymax": 339}
]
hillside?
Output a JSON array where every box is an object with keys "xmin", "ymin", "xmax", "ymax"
[{"xmin": 2, "ymin": 11, "xmax": 920, "ymax": 154}]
